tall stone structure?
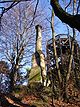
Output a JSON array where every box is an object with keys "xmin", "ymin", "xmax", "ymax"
[
  {"xmin": 29, "ymin": 25, "xmax": 46, "ymax": 85},
  {"xmin": 35, "ymin": 25, "xmax": 42, "ymax": 51}
]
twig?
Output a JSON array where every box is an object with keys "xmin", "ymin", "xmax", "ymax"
[
  {"xmin": 77, "ymin": 0, "xmax": 80, "ymax": 14},
  {"xmin": 65, "ymin": 0, "xmax": 72, "ymax": 11}
]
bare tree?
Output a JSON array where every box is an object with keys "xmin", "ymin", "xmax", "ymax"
[
  {"xmin": 0, "ymin": 2, "xmax": 38, "ymax": 91},
  {"xmin": 0, "ymin": 1, "xmax": 51, "ymax": 91}
]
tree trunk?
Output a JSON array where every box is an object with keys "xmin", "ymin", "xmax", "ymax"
[
  {"xmin": 51, "ymin": 10, "xmax": 62, "ymax": 99},
  {"xmin": 65, "ymin": 28, "xmax": 76, "ymax": 99}
]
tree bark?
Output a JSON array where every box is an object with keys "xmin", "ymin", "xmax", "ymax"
[
  {"xmin": 51, "ymin": 10, "xmax": 62, "ymax": 100},
  {"xmin": 51, "ymin": 0, "xmax": 80, "ymax": 32},
  {"xmin": 51, "ymin": 11, "xmax": 62, "ymax": 86}
]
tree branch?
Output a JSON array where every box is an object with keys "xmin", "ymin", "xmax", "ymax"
[
  {"xmin": 51, "ymin": 0, "xmax": 80, "ymax": 32},
  {"xmin": 0, "ymin": 0, "xmax": 31, "ymax": 3}
]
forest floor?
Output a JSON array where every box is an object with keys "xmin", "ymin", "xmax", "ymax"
[{"xmin": 0, "ymin": 82, "xmax": 80, "ymax": 107}]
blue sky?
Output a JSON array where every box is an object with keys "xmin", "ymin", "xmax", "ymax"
[
  {"xmin": 41, "ymin": 0, "xmax": 80, "ymax": 39},
  {"xmin": 0, "ymin": 0, "xmax": 71, "ymax": 35},
  {"xmin": 0, "ymin": 0, "xmax": 80, "ymax": 85},
  {"xmin": 0, "ymin": 0, "xmax": 80, "ymax": 65}
]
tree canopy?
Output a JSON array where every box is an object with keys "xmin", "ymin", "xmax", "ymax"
[{"xmin": 0, "ymin": 0, "xmax": 80, "ymax": 31}]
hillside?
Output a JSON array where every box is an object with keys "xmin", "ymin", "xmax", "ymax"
[{"xmin": 0, "ymin": 82, "xmax": 80, "ymax": 107}]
